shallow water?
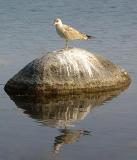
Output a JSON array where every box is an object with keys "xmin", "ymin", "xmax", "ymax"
[{"xmin": 0, "ymin": 0, "xmax": 137, "ymax": 159}]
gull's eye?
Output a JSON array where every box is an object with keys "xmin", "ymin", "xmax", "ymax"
[{"xmin": 56, "ymin": 20, "xmax": 59, "ymax": 23}]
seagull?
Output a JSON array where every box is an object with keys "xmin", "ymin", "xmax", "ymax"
[{"xmin": 53, "ymin": 18, "xmax": 95, "ymax": 48}]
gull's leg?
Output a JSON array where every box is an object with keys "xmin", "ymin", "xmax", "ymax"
[{"xmin": 65, "ymin": 40, "xmax": 68, "ymax": 49}]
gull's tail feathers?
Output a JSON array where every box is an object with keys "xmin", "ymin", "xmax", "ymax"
[{"xmin": 86, "ymin": 35, "xmax": 96, "ymax": 40}]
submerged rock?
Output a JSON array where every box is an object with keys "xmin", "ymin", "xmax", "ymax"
[{"xmin": 4, "ymin": 47, "xmax": 131, "ymax": 95}]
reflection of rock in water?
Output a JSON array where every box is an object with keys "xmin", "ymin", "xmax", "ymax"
[
  {"xmin": 53, "ymin": 129, "xmax": 90, "ymax": 154},
  {"xmin": 10, "ymin": 88, "xmax": 126, "ymax": 128},
  {"xmin": 9, "ymin": 88, "xmax": 129, "ymax": 154}
]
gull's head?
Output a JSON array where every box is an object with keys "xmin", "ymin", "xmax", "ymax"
[{"xmin": 53, "ymin": 18, "xmax": 62, "ymax": 26}]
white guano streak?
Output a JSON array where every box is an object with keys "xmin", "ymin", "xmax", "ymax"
[{"xmin": 56, "ymin": 49, "xmax": 103, "ymax": 77}]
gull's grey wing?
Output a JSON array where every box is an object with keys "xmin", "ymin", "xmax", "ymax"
[{"xmin": 63, "ymin": 24, "xmax": 88, "ymax": 40}]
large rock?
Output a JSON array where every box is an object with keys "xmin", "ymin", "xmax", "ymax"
[{"xmin": 4, "ymin": 47, "xmax": 131, "ymax": 95}]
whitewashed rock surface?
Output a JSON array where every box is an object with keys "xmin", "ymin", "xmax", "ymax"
[{"xmin": 4, "ymin": 48, "xmax": 131, "ymax": 95}]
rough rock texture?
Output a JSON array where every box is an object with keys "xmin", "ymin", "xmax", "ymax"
[{"xmin": 4, "ymin": 47, "xmax": 131, "ymax": 95}]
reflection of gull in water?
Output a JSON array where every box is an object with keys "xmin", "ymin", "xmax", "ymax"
[
  {"xmin": 53, "ymin": 129, "xmax": 91, "ymax": 154},
  {"xmin": 9, "ymin": 89, "xmax": 126, "ymax": 128}
]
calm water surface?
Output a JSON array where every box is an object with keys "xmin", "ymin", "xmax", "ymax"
[{"xmin": 0, "ymin": 0, "xmax": 137, "ymax": 160}]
